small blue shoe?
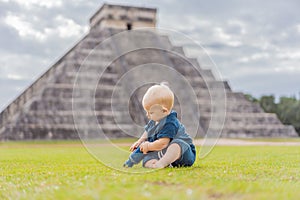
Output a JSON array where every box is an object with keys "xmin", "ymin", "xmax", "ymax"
[{"xmin": 123, "ymin": 159, "xmax": 134, "ymax": 168}]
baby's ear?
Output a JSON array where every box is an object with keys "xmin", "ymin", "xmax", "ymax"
[{"xmin": 162, "ymin": 108, "xmax": 169, "ymax": 113}]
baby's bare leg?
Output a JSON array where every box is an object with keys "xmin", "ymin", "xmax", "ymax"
[
  {"xmin": 144, "ymin": 159, "xmax": 159, "ymax": 168},
  {"xmin": 154, "ymin": 143, "xmax": 181, "ymax": 168}
]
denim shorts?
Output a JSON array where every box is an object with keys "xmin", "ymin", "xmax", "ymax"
[{"xmin": 142, "ymin": 139, "xmax": 196, "ymax": 167}]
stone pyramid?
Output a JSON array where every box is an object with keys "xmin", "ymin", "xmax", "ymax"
[{"xmin": 0, "ymin": 3, "xmax": 297, "ymax": 140}]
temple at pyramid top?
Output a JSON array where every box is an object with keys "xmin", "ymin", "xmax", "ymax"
[{"xmin": 89, "ymin": 3, "xmax": 157, "ymax": 30}]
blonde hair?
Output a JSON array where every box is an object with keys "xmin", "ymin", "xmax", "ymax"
[{"xmin": 142, "ymin": 82, "xmax": 174, "ymax": 112}]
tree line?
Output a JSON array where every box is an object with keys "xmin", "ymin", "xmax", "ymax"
[{"xmin": 245, "ymin": 94, "xmax": 300, "ymax": 136}]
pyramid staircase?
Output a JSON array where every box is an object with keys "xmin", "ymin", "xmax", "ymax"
[{"xmin": 0, "ymin": 6, "xmax": 298, "ymax": 140}]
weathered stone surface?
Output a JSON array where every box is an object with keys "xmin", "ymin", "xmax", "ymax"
[{"xmin": 0, "ymin": 4, "xmax": 298, "ymax": 140}]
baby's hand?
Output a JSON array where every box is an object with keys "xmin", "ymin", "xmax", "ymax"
[
  {"xmin": 129, "ymin": 141, "xmax": 140, "ymax": 152},
  {"xmin": 140, "ymin": 141, "xmax": 150, "ymax": 154}
]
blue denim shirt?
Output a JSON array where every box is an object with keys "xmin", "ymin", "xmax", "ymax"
[{"xmin": 144, "ymin": 110, "xmax": 195, "ymax": 150}]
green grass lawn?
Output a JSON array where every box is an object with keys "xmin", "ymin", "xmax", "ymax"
[{"xmin": 0, "ymin": 141, "xmax": 300, "ymax": 200}]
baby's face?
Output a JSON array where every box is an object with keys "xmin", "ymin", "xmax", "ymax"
[{"xmin": 145, "ymin": 104, "xmax": 168, "ymax": 122}]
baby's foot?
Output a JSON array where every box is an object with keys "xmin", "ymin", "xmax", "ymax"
[
  {"xmin": 153, "ymin": 162, "xmax": 165, "ymax": 169},
  {"xmin": 148, "ymin": 160, "xmax": 164, "ymax": 169},
  {"xmin": 123, "ymin": 160, "xmax": 134, "ymax": 168}
]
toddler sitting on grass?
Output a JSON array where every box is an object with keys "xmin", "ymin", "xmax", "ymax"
[{"xmin": 123, "ymin": 82, "xmax": 196, "ymax": 168}]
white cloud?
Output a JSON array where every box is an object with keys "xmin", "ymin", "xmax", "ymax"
[
  {"xmin": 237, "ymin": 53, "xmax": 270, "ymax": 63},
  {"xmin": 4, "ymin": 13, "xmax": 88, "ymax": 41},
  {"xmin": 4, "ymin": 13, "xmax": 47, "ymax": 41},
  {"xmin": 277, "ymin": 50, "xmax": 300, "ymax": 60},
  {"xmin": 213, "ymin": 27, "xmax": 242, "ymax": 47},
  {"xmin": 296, "ymin": 24, "xmax": 300, "ymax": 33},
  {"xmin": 54, "ymin": 15, "xmax": 89, "ymax": 38},
  {"xmin": 0, "ymin": 52, "xmax": 49, "ymax": 80},
  {"xmin": 214, "ymin": 27, "xmax": 230, "ymax": 40},
  {"xmin": 228, "ymin": 66, "xmax": 274, "ymax": 78},
  {"xmin": 162, "ymin": 16, "xmax": 246, "ymax": 48},
  {"xmin": 7, "ymin": 74, "xmax": 24, "ymax": 80},
  {"xmin": 227, "ymin": 19, "xmax": 247, "ymax": 35},
  {"xmin": 274, "ymin": 66, "xmax": 300, "ymax": 72},
  {"xmin": 184, "ymin": 15, "xmax": 212, "ymax": 29},
  {"xmin": 0, "ymin": 0, "xmax": 63, "ymax": 9}
]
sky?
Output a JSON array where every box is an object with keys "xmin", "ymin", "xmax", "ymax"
[{"xmin": 0, "ymin": 0, "xmax": 300, "ymax": 111}]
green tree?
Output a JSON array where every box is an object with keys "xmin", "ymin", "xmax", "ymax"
[
  {"xmin": 259, "ymin": 95, "xmax": 277, "ymax": 113},
  {"xmin": 244, "ymin": 94, "xmax": 258, "ymax": 103},
  {"xmin": 245, "ymin": 94, "xmax": 300, "ymax": 136},
  {"xmin": 277, "ymin": 98, "xmax": 300, "ymax": 134},
  {"xmin": 276, "ymin": 97, "xmax": 296, "ymax": 122}
]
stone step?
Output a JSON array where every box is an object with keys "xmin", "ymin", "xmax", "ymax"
[
  {"xmin": 31, "ymin": 95, "xmax": 255, "ymax": 113},
  {"xmin": 156, "ymin": 35, "xmax": 213, "ymax": 74},
  {"xmin": 54, "ymin": 71, "xmax": 119, "ymax": 84},
  {"xmin": 197, "ymin": 98, "xmax": 252, "ymax": 105},
  {"xmin": 24, "ymin": 103, "xmax": 274, "ymax": 125},
  {"xmin": 19, "ymin": 113, "xmax": 116, "ymax": 124},
  {"xmin": 169, "ymin": 62, "xmax": 215, "ymax": 79},
  {"xmin": 3, "ymin": 124, "xmax": 131, "ymax": 140},
  {"xmin": 172, "ymin": 46, "xmax": 185, "ymax": 55},
  {"xmin": 194, "ymin": 90, "xmax": 247, "ymax": 100},
  {"xmin": 79, "ymin": 34, "xmax": 217, "ymax": 84},
  {"xmin": 7, "ymin": 123, "xmax": 133, "ymax": 131},
  {"xmin": 88, "ymin": 27, "xmax": 112, "ymax": 38},
  {"xmin": 7, "ymin": 124, "xmax": 133, "ymax": 139},
  {"xmin": 227, "ymin": 104, "xmax": 263, "ymax": 112},
  {"xmin": 31, "ymin": 94, "xmax": 248, "ymax": 113},
  {"xmin": 63, "ymin": 59, "xmax": 112, "ymax": 68},
  {"xmin": 22, "ymin": 110, "xmax": 141, "ymax": 124},
  {"xmin": 39, "ymin": 86, "xmax": 250, "ymax": 109},
  {"xmin": 110, "ymin": 41, "xmax": 215, "ymax": 80},
  {"xmin": 111, "ymin": 66, "xmax": 219, "ymax": 90},
  {"xmin": 39, "ymin": 78, "xmax": 246, "ymax": 101},
  {"xmin": 219, "ymin": 125, "xmax": 297, "ymax": 138},
  {"xmin": 189, "ymin": 79, "xmax": 231, "ymax": 90},
  {"xmin": 78, "ymin": 47, "xmax": 113, "ymax": 56},
  {"xmin": 26, "ymin": 110, "xmax": 122, "ymax": 116},
  {"xmin": 62, "ymin": 68, "xmax": 228, "ymax": 90},
  {"xmin": 29, "ymin": 99, "xmax": 128, "ymax": 112},
  {"xmin": 41, "ymin": 84, "xmax": 116, "ymax": 98},
  {"xmin": 211, "ymin": 124, "xmax": 289, "ymax": 130},
  {"xmin": 65, "ymin": 45, "xmax": 114, "ymax": 59},
  {"xmin": 77, "ymin": 37, "xmax": 108, "ymax": 49},
  {"xmin": 35, "ymin": 95, "xmax": 240, "ymax": 109},
  {"xmin": 26, "ymin": 98, "xmax": 139, "ymax": 112},
  {"xmin": 76, "ymin": 49, "xmax": 114, "ymax": 62},
  {"xmin": 62, "ymin": 31, "xmax": 112, "ymax": 61},
  {"xmin": 60, "ymin": 59, "xmax": 113, "ymax": 73},
  {"xmin": 203, "ymin": 112, "xmax": 280, "ymax": 118},
  {"xmin": 186, "ymin": 58, "xmax": 200, "ymax": 67},
  {"xmin": 111, "ymin": 30, "xmax": 161, "ymax": 51},
  {"xmin": 44, "ymin": 83, "xmax": 116, "ymax": 90},
  {"xmin": 200, "ymin": 112, "xmax": 281, "ymax": 125},
  {"xmin": 59, "ymin": 36, "xmax": 107, "ymax": 60},
  {"xmin": 66, "ymin": 71, "xmax": 118, "ymax": 78},
  {"xmin": 2, "ymin": 127, "xmax": 79, "ymax": 140},
  {"xmin": 157, "ymin": 35, "xmax": 173, "ymax": 49},
  {"xmin": 168, "ymin": 57, "xmax": 215, "ymax": 79},
  {"xmin": 198, "ymin": 103, "xmax": 263, "ymax": 113}
]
